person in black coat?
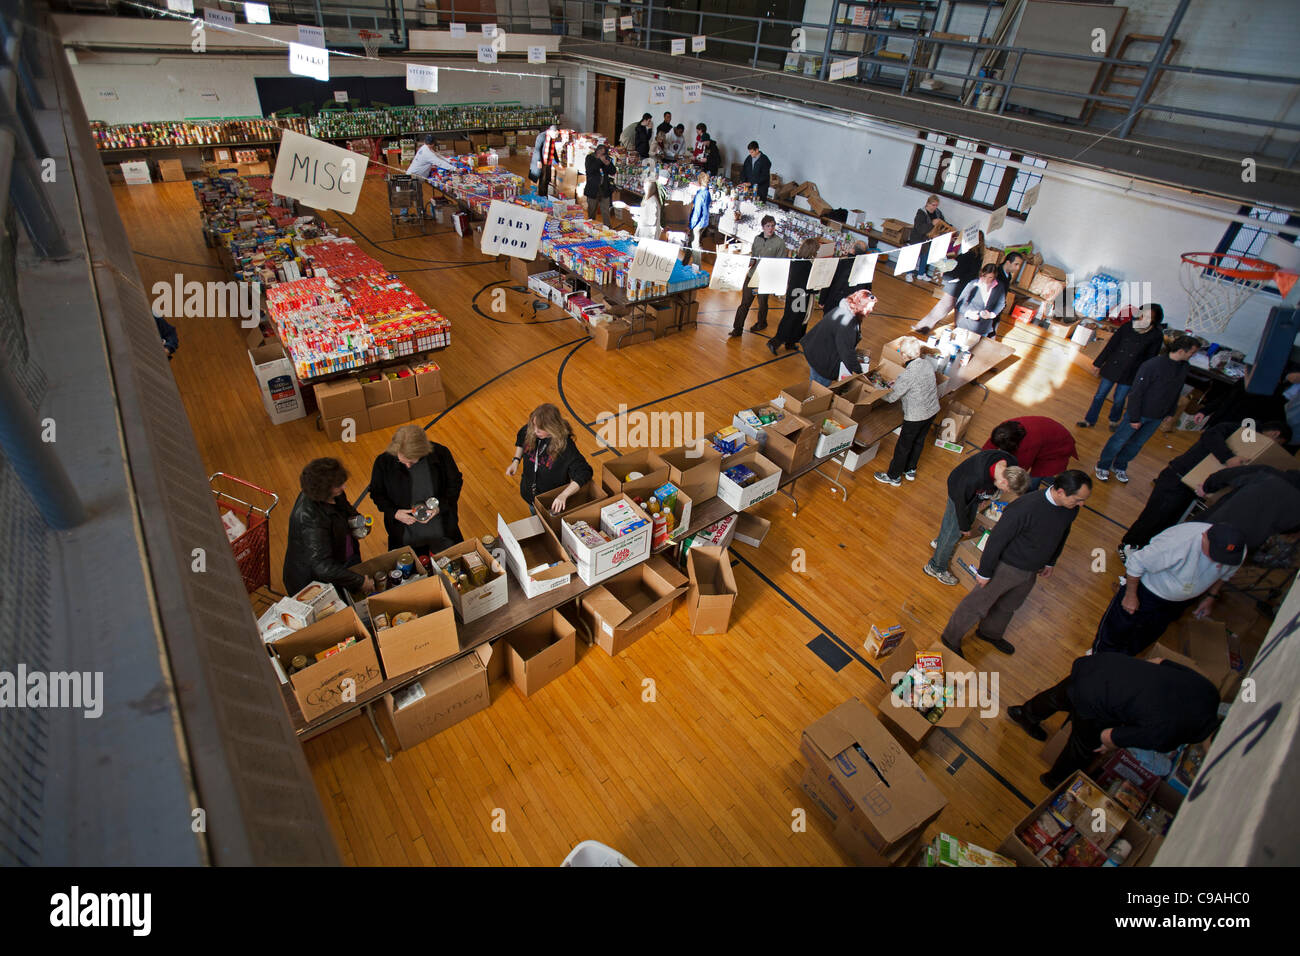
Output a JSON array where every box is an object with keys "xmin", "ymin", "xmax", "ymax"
[
  {"xmin": 818, "ymin": 239, "xmax": 871, "ymax": 315},
  {"xmin": 904, "ymin": 194, "xmax": 944, "ymax": 282},
  {"xmin": 953, "ymin": 263, "xmax": 1008, "ymax": 338},
  {"xmin": 154, "ymin": 311, "xmax": 178, "ymax": 359},
  {"xmin": 1096, "ymin": 335, "xmax": 1201, "ymax": 482},
  {"xmin": 583, "ymin": 143, "xmax": 616, "ymax": 226},
  {"xmin": 506, "ymin": 403, "xmax": 595, "ymax": 514},
  {"xmin": 1078, "ymin": 304, "xmax": 1165, "ymax": 429},
  {"xmin": 700, "ymin": 134, "xmax": 722, "ymax": 177},
  {"xmin": 1008, "ymin": 654, "xmax": 1220, "ymax": 789},
  {"xmin": 769, "ymin": 238, "xmax": 821, "ymax": 354},
  {"xmin": 369, "ymin": 424, "xmax": 464, "ymax": 556},
  {"xmin": 742, "ymin": 141, "xmax": 771, "ymax": 201},
  {"xmin": 914, "ymin": 232, "xmax": 981, "ymax": 332},
  {"xmin": 634, "ymin": 118, "xmax": 653, "ymax": 160},
  {"xmin": 1196, "ymin": 464, "xmax": 1300, "ymax": 550},
  {"xmin": 282, "ymin": 458, "xmax": 373, "ymax": 598},
  {"xmin": 800, "ymin": 290, "xmax": 876, "ymax": 386}
]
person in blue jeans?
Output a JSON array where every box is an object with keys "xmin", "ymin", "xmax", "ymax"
[
  {"xmin": 1096, "ymin": 335, "xmax": 1200, "ymax": 484},
  {"xmin": 1078, "ymin": 304, "xmax": 1164, "ymax": 430}
]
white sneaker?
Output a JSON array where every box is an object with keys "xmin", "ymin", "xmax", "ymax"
[
  {"xmin": 1094, "ymin": 466, "xmax": 1110, "ymax": 481},
  {"xmin": 905, "ymin": 470, "xmax": 917, "ymax": 481},
  {"xmin": 930, "ymin": 539, "xmax": 938, "ymax": 550},
  {"xmin": 1114, "ymin": 470, "xmax": 1129, "ymax": 483},
  {"xmin": 904, "ymin": 274, "xmax": 914, "ymax": 283}
]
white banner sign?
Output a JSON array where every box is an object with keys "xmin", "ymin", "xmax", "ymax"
[
  {"xmin": 620, "ymin": 16, "xmax": 634, "ymax": 29},
  {"xmin": 987, "ymin": 205, "xmax": 1008, "ymax": 234},
  {"xmin": 928, "ymin": 235, "xmax": 953, "ymax": 264},
  {"xmin": 298, "ymin": 24, "xmax": 325, "ymax": 49},
  {"xmin": 807, "ymin": 255, "xmax": 838, "ymax": 291},
  {"xmin": 1022, "ymin": 182, "xmax": 1041, "ymax": 210},
  {"xmin": 671, "ymin": 38, "xmax": 686, "ymax": 55},
  {"xmin": 450, "ymin": 23, "xmax": 466, "ymax": 38},
  {"xmin": 528, "ymin": 45, "xmax": 546, "ymax": 64},
  {"xmin": 477, "ymin": 45, "xmax": 498, "ymax": 64},
  {"xmin": 649, "ymin": 83, "xmax": 668, "ymax": 104},
  {"xmin": 756, "ymin": 257, "xmax": 791, "ymax": 295},
  {"xmin": 272, "ymin": 131, "xmax": 367, "ymax": 214},
  {"xmin": 849, "ymin": 253, "xmax": 878, "ymax": 285},
  {"xmin": 629, "ymin": 238, "xmax": 682, "ymax": 283},
  {"xmin": 829, "ymin": 60, "xmax": 845, "ymax": 81},
  {"xmin": 961, "ymin": 222, "xmax": 981, "ymax": 253},
  {"xmin": 683, "ymin": 82, "xmax": 701, "ymax": 104},
  {"xmin": 842, "ymin": 57, "xmax": 859, "ymax": 79},
  {"xmin": 289, "ymin": 42, "xmax": 329, "ymax": 81},
  {"xmin": 602, "ymin": 17, "xmax": 616, "ymax": 33},
  {"xmin": 333, "ymin": 90, "xmax": 348, "ymax": 103},
  {"xmin": 199, "ymin": 90, "xmax": 220, "ymax": 103},
  {"xmin": 709, "ymin": 252, "xmax": 750, "ymax": 292},
  {"xmin": 243, "ymin": 2, "xmax": 269, "ymax": 24},
  {"xmin": 121, "ymin": 161, "xmax": 151, "ymax": 185},
  {"xmin": 692, "ymin": 35, "xmax": 706, "ymax": 53},
  {"xmin": 480, "ymin": 200, "xmax": 548, "ymax": 259},
  {"xmin": 482, "ymin": 23, "xmax": 497, "ymax": 36},
  {"xmin": 204, "ymin": 7, "xmax": 234, "ymax": 28},
  {"xmin": 893, "ymin": 243, "xmax": 923, "ymax": 275},
  {"xmin": 166, "ymin": 0, "xmax": 194, "ymax": 14},
  {"xmin": 406, "ymin": 63, "xmax": 438, "ymax": 92}
]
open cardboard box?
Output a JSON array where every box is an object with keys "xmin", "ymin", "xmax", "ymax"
[
  {"xmin": 814, "ymin": 407, "xmax": 857, "ymax": 459},
  {"xmin": 685, "ymin": 545, "xmax": 738, "ymax": 635},
  {"xmin": 366, "ymin": 574, "xmax": 461, "ymax": 679},
  {"xmin": 733, "ymin": 512, "xmax": 771, "ymax": 549},
  {"xmin": 534, "ymin": 479, "xmax": 604, "ymax": 518},
  {"xmin": 760, "ymin": 411, "xmax": 817, "ymax": 475},
  {"xmin": 659, "ymin": 440, "xmax": 723, "ymax": 504},
  {"xmin": 800, "ymin": 699, "xmax": 948, "ymax": 857},
  {"xmin": 270, "ymin": 607, "xmax": 383, "ymax": 722},
  {"xmin": 799, "ymin": 767, "xmax": 926, "ymax": 866},
  {"xmin": 578, "ymin": 555, "xmax": 688, "ymax": 655},
  {"xmin": 717, "ymin": 447, "xmax": 782, "ymax": 511},
  {"xmin": 732, "ymin": 403, "xmax": 788, "ymax": 441},
  {"xmin": 830, "ymin": 375, "xmax": 885, "ymax": 423},
  {"xmin": 496, "ymin": 513, "xmax": 577, "ymax": 599},
  {"xmin": 549, "ymin": 493, "xmax": 653, "ymax": 586},
  {"xmin": 951, "ymin": 537, "xmax": 986, "ymax": 590},
  {"xmin": 998, "ymin": 770, "xmax": 1154, "ymax": 867},
  {"xmin": 874, "ymin": 636, "xmax": 979, "ymax": 751},
  {"xmin": 1144, "ymin": 618, "xmax": 1235, "ymax": 700},
  {"xmin": 432, "ymin": 538, "xmax": 509, "ymax": 624},
  {"xmin": 502, "ymin": 609, "xmax": 577, "ymax": 696},
  {"xmin": 778, "ymin": 380, "xmax": 833, "ymax": 418},
  {"xmin": 346, "ymin": 547, "xmax": 429, "ymax": 612},
  {"xmin": 600, "ymin": 449, "xmax": 670, "ymax": 496},
  {"xmin": 374, "ymin": 645, "xmax": 493, "ymax": 751},
  {"xmin": 1181, "ymin": 427, "xmax": 1298, "ymax": 491}
]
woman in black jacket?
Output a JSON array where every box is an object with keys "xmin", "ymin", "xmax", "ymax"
[
  {"xmin": 769, "ymin": 238, "xmax": 821, "ymax": 354},
  {"xmin": 1078, "ymin": 303, "xmax": 1164, "ymax": 429},
  {"xmin": 506, "ymin": 403, "xmax": 594, "ymax": 514},
  {"xmin": 282, "ymin": 458, "xmax": 373, "ymax": 597},
  {"xmin": 369, "ymin": 424, "xmax": 464, "ymax": 555}
]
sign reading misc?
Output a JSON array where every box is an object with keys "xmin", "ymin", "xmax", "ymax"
[
  {"xmin": 629, "ymin": 238, "xmax": 681, "ymax": 283},
  {"xmin": 289, "ymin": 42, "xmax": 329, "ymax": 81},
  {"xmin": 480, "ymin": 200, "xmax": 548, "ymax": 259},
  {"xmin": 406, "ymin": 63, "xmax": 438, "ymax": 92},
  {"xmin": 683, "ymin": 82, "xmax": 701, "ymax": 104},
  {"xmin": 272, "ymin": 131, "xmax": 367, "ymax": 214}
]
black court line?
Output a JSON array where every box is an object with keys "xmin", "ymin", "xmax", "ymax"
[
  {"xmin": 471, "ymin": 278, "xmax": 573, "ymax": 326},
  {"xmin": 131, "ymin": 250, "xmax": 227, "ymax": 271},
  {"xmin": 1083, "ymin": 503, "xmax": 1127, "ymax": 529},
  {"xmin": 325, "ymin": 208, "xmax": 501, "ymax": 267},
  {"xmin": 948, "ymin": 753, "xmax": 968, "ymax": 775}
]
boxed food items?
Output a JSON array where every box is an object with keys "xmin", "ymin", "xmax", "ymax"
[
  {"xmin": 269, "ymin": 607, "xmax": 383, "ymax": 722},
  {"xmin": 999, "ymin": 771, "xmax": 1153, "ymax": 867},
  {"xmin": 366, "ymin": 574, "xmax": 460, "ymax": 678},
  {"xmin": 716, "ymin": 449, "xmax": 781, "ymax": 511},
  {"xmin": 708, "ymin": 425, "xmax": 747, "ymax": 456},
  {"xmin": 863, "ymin": 623, "xmax": 906, "ymax": 660},
  {"xmin": 922, "ymin": 833, "xmax": 1015, "ymax": 868},
  {"xmin": 432, "ymin": 539, "xmax": 509, "ymax": 624}
]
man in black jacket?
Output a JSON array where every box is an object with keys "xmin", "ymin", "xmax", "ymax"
[
  {"xmin": 818, "ymin": 239, "xmax": 871, "ymax": 315},
  {"xmin": 283, "ymin": 458, "xmax": 373, "ymax": 597},
  {"xmin": 1196, "ymin": 464, "xmax": 1300, "ymax": 550},
  {"xmin": 656, "ymin": 112, "xmax": 673, "ymax": 136},
  {"xmin": 1096, "ymin": 335, "xmax": 1200, "ymax": 483},
  {"xmin": 583, "ymin": 143, "xmax": 616, "ymax": 226},
  {"xmin": 1120, "ymin": 420, "xmax": 1290, "ymax": 551},
  {"xmin": 742, "ymin": 141, "xmax": 771, "ymax": 201},
  {"xmin": 1078, "ymin": 304, "xmax": 1165, "ymax": 429},
  {"xmin": 799, "ymin": 290, "xmax": 876, "ymax": 386},
  {"xmin": 1008, "ymin": 654, "xmax": 1220, "ymax": 789},
  {"xmin": 941, "ymin": 470, "xmax": 1092, "ymax": 655}
]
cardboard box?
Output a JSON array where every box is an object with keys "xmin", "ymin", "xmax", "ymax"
[
  {"xmin": 346, "ymin": 547, "xmax": 429, "ymax": 599},
  {"xmin": 830, "ymin": 377, "xmax": 885, "ymax": 422},
  {"xmin": 1144, "ymin": 619, "xmax": 1234, "ymax": 698},
  {"xmin": 323, "ymin": 408, "xmax": 369, "ymax": 442},
  {"xmin": 800, "ymin": 699, "xmax": 948, "ymax": 855},
  {"xmin": 555, "ymin": 493, "xmax": 653, "ymax": 585},
  {"xmin": 269, "ymin": 607, "xmax": 383, "ymax": 722},
  {"xmin": 356, "ymin": 371, "xmax": 391, "ymax": 406},
  {"xmin": 1181, "ymin": 427, "xmax": 1298, "ymax": 490},
  {"xmin": 951, "ymin": 537, "xmax": 985, "ymax": 589},
  {"xmin": 799, "ymin": 768, "xmax": 924, "ymax": 866},
  {"xmin": 685, "ymin": 546, "xmax": 738, "ymax": 635},
  {"xmin": 433, "ymin": 539, "xmax": 509, "ymax": 624},
  {"xmin": 813, "ymin": 408, "xmax": 857, "ymax": 459},
  {"xmin": 367, "ymin": 399, "xmax": 411, "ymax": 431},
  {"xmin": 733, "ymin": 512, "xmax": 771, "ymax": 549},
  {"xmin": 716, "ymin": 448, "xmax": 782, "ymax": 512},
  {"xmin": 375, "ymin": 645, "xmax": 493, "ymax": 751},
  {"xmin": 249, "ymin": 343, "xmax": 306, "ymax": 424},
  {"xmin": 385, "ymin": 365, "xmax": 418, "ymax": 402},
  {"xmin": 413, "ymin": 364, "xmax": 443, "ymax": 396},
  {"xmin": 314, "ymin": 377, "xmax": 366, "ymax": 422},
  {"xmin": 998, "ymin": 770, "xmax": 1153, "ymax": 867},
  {"xmin": 876, "ymin": 639, "xmax": 980, "ymax": 751},
  {"xmin": 659, "ymin": 440, "xmax": 723, "ymax": 504},
  {"xmin": 778, "ymin": 380, "xmax": 833, "ymax": 418},
  {"xmin": 838, "ymin": 441, "xmax": 880, "ymax": 471},
  {"xmin": 589, "ymin": 318, "xmax": 629, "ymax": 350},
  {"xmin": 408, "ymin": 388, "xmax": 446, "ymax": 421},
  {"xmin": 158, "ymin": 158, "xmax": 187, "ymax": 182},
  {"xmin": 534, "ymin": 479, "xmax": 604, "ymax": 519},
  {"xmin": 502, "ymin": 609, "xmax": 576, "ymax": 697},
  {"xmin": 600, "ymin": 449, "xmax": 670, "ymax": 496},
  {"xmin": 366, "ymin": 574, "xmax": 460, "ymax": 679},
  {"xmin": 579, "ymin": 555, "xmax": 689, "ymax": 655},
  {"xmin": 760, "ymin": 412, "xmax": 818, "ymax": 475},
  {"xmin": 496, "ymin": 512, "xmax": 577, "ymax": 598}
]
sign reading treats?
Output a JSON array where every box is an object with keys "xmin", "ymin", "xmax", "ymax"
[
  {"xmin": 204, "ymin": 7, "xmax": 234, "ymax": 28},
  {"xmin": 480, "ymin": 199, "xmax": 548, "ymax": 259},
  {"xmin": 272, "ymin": 131, "xmax": 367, "ymax": 213},
  {"xmin": 298, "ymin": 24, "xmax": 325, "ymax": 48},
  {"xmin": 289, "ymin": 42, "xmax": 329, "ymax": 81},
  {"xmin": 528, "ymin": 45, "xmax": 546, "ymax": 64},
  {"xmin": 406, "ymin": 63, "xmax": 438, "ymax": 92},
  {"xmin": 692, "ymin": 35, "xmax": 706, "ymax": 52},
  {"xmin": 629, "ymin": 238, "xmax": 682, "ymax": 283},
  {"xmin": 683, "ymin": 82, "xmax": 701, "ymax": 103},
  {"xmin": 450, "ymin": 22, "xmax": 466, "ymax": 38},
  {"xmin": 671, "ymin": 38, "xmax": 685, "ymax": 55}
]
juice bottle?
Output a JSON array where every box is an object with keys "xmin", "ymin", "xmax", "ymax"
[
  {"xmin": 646, "ymin": 495, "xmax": 660, "ymax": 515},
  {"xmin": 662, "ymin": 507, "xmax": 676, "ymax": 536},
  {"xmin": 651, "ymin": 511, "xmax": 668, "ymax": 548}
]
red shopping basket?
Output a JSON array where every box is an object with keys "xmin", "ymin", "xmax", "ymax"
[{"xmin": 209, "ymin": 472, "xmax": 279, "ymax": 594}]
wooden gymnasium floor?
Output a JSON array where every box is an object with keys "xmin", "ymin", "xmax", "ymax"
[{"xmin": 113, "ymin": 159, "xmax": 1208, "ymax": 866}]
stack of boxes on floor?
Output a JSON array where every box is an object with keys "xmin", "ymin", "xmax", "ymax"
[{"xmin": 314, "ymin": 361, "xmax": 446, "ymax": 440}]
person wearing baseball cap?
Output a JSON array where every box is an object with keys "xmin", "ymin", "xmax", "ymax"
[{"xmin": 1092, "ymin": 522, "xmax": 1246, "ymax": 656}]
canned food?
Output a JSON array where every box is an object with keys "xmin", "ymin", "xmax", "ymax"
[
  {"xmin": 388, "ymin": 569, "xmax": 404, "ymax": 587},
  {"xmin": 397, "ymin": 553, "xmax": 416, "ymax": 578},
  {"xmin": 374, "ymin": 571, "xmax": 388, "ymax": 592}
]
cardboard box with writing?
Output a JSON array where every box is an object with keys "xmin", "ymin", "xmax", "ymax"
[
  {"xmin": 951, "ymin": 537, "xmax": 985, "ymax": 590},
  {"xmin": 1181, "ymin": 427, "xmax": 1299, "ymax": 491},
  {"xmin": 800, "ymin": 699, "xmax": 948, "ymax": 856},
  {"xmin": 760, "ymin": 411, "xmax": 817, "ymax": 475},
  {"xmin": 368, "ymin": 399, "xmax": 411, "ymax": 432},
  {"xmin": 600, "ymin": 449, "xmax": 669, "ymax": 496},
  {"xmin": 345, "ymin": 547, "xmax": 428, "ymax": 609},
  {"xmin": 323, "ymin": 408, "xmax": 369, "ymax": 443},
  {"xmin": 685, "ymin": 546, "xmax": 738, "ymax": 635},
  {"xmin": 733, "ymin": 512, "xmax": 770, "ymax": 548},
  {"xmin": 814, "ymin": 408, "xmax": 857, "ymax": 459},
  {"xmin": 659, "ymin": 440, "xmax": 723, "ymax": 504},
  {"xmin": 935, "ymin": 399, "xmax": 977, "ymax": 444},
  {"xmin": 875, "ymin": 637, "xmax": 980, "ymax": 751},
  {"xmin": 384, "ymin": 366, "xmax": 418, "ymax": 402},
  {"xmin": 502, "ymin": 609, "xmax": 576, "ymax": 697},
  {"xmin": 552, "ymin": 493, "xmax": 653, "ymax": 586},
  {"xmin": 366, "ymin": 574, "xmax": 460, "ymax": 679},
  {"xmin": 270, "ymin": 607, "xmax": 383, "ymax": 722},
  {"xmin": 408, "ymin": 388, "xmax": 446, "ymax": 421},
  {"xmin": 799, "ymin": 768, "xmax": 924, "ymax": 866},
  {"xmin": 433, "ymin": 539, "xmax": 509, "ymax": 624},
  {"xmin": 375, "ymin": 645, "xmax": 493, "ymax": 751},
  {"xmin": 716, "ymin": 448, "xmax": 781, "ymax": 512},
  {"xmin": 778, "ymin": 380, "xmax": 833, "ymax": 418},
  {"xmin": 579, "ymin": 555, "xmax": 688, "ymax": 655},
  {"xmin": 356, "ymin": 371, "xmax": 391, "ymax": 406},
  {"xmin": 314, "ymin": 377, "xmax": 367, "ymax": 422},
  {"xmin": 249, "ymin": 342, "xmax": 306, "ymax": 424},
  {"xmin": 496, "ymin": 512, "xmax": 576, "ymax": 599}
]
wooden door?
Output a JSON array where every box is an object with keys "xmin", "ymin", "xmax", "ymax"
[{"xmin": 594, "ymin": 74, "xmax": 623, "ymax": 143}]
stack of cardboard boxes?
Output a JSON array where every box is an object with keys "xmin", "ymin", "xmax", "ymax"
[{"xmin": 314, "ymin": 362, "xmax": 446, "ymax": 441}]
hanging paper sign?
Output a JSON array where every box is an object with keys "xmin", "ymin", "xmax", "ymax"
[
  {"xmin": 841, "ymin": 57, "xmax": 859, "ymax": 79},
  {"xmin": 671, "ymin": 38, "xmax": 686, "ymax": 55},
  {"xmin": 243, "ymin": 2, "xmax": 269, "ymax": 24},
  {"xmin": 1022, "ymin": 182, "xmax": 1041, "ymax": 210},
  {"xmin": 893, "ymin": 243, "xmax": 923, "ymax": 275},
  {"xmin": 333, "ymin": 90, "xmax": 348, "ymax": 103},
  {"xmin": 807, "ymin": 256, "xmax": 839, "ymax": 291},
  {"xmin": 709, "ymin": 252, "xmax": 750, "ymax": 292},
  {"xmin": 477, "ymin": 45, "xmax": 498, "ymax": 64},
  {"xmin": 288, "ymin": 42, "xmax": 329, "ymax": 82},
  {"xmin": 961, "ymin": 222, "xmax": 981, "ymax": 253},
  {"xmin": 528, "ymin": 45, "xmax": 546, "ymax": 64},
  {"xmin": 199, "ymin": 90, "xmax": 220, "ymax": 103},
  {"xmin": 271, "ymin": 131, "xmax": 367, "ymax": 214},
  {"xmin": 406, "ymin": 63, "xmax": 438, "ymax": 92},
  {"xmin": 649, "ymin": 83, "xmax": 668, "ymax": 104},
  {"xmin": 692, "ymin": 35, "xmax": 706, "ymax": 53},
  {"xmin": 620, "ymin": 16, "xmax": 634, "ymax": 29},
  {"xmin": 683, "ymin": 82, "xmax": 701, "ymax": 104},
  {"xmin": 480, "ymin": 199, "xmax": 548, "ymax": 259},
  {"xmin": 987, "ymin": 205, "xmax": 1008, "ymax": 234},
  {"xmin": 298, "ymin": 24, "xmax": 325, "ymax": 48},
  {"xmin": 166, "ymin": 0, "xmax": 194, "ymax": 14},
  {"xmin": 204, "ymin": 7, "xmax": 234, "ymax": 28},
  {"xmin": 829, "ymin": 60, "xmax": 845, "ymax": 81},
  {"xmin": 629, "ymin": 238, "xmax": 682, "ymax": 283},
  {"xmin": 450, "ymin": 23, "xmax": 466, "ymax": 38},
  {"xmin": 928, "ymin": 236, "xmax": 952, "ymax": 264},
  {"xmin": 482, "ymin": 23, "xmax": 497, "ymax": 36},
  {"xmin": 849, "ymin": 253, "xmax": 878, "ymax": 284},
  {"xmin": 602, "ymin": 18, "xmax": 616, "ymax": 33},
  {"xmin": 756, "ymin": 258, "xmax": 791, "ymax": 295}
]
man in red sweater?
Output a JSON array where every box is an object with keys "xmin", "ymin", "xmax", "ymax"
[{"xmin": 982, "ymin": 417, "xmax": 1077, "ymax": 492}]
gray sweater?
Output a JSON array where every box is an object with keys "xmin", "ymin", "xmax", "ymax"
[{"xmin": 885, "ymin": 357, "xmax": 941, "ymax": 421}]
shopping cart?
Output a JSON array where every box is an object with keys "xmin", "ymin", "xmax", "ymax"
[
  {"xmin": 387, "ymin": 174, "xmax": 429, "ymax": 238},
  {"xmin": 209, "ymin": 473, "xmax": 280, "ymax": 604}
]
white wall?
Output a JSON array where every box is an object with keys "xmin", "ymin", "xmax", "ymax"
[{"xmin": 623, "ymin": 74, "xmax": 1294, "ymax": 361}]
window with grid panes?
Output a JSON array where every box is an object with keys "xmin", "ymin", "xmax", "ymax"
[
  {"xmin": 906, "ymin": 134, "xmax": 1045, "ymax": 220},
  {"xmin": 1213, "ymin": 204, "xmax": 1300, "ymax": 296}
]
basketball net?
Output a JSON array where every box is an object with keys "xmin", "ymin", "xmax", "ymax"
[
  {"xmin": 359, "ymin": 30, "xmax": 381, "ymax": 59},
  {"xmin": 1179, "ymin": 252, "xmax": 1278, "ymax": 336}
]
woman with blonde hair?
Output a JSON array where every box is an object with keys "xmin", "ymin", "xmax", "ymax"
[
  {"xmin": 506, "ymin": 403, "xmax": 594, "ymax": 514},
  {"xmin": 769, "ymin": 238, "xmax": 822, "ymax": 355},
  {"xmin": 634, "ymin": 176, "xmax": 662, "ymax": 240},
  {"xmin": 875, "ymin": 336, "xmax": 941, "ymax": 486},
  {"xmin": 369, "ymin": 423, "xmax": 463, "ymax": 554}
]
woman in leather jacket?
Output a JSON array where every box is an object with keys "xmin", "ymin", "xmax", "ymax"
[{"xmin": 282, "ymin": 458, "xmax": 373, "ymax": 597}]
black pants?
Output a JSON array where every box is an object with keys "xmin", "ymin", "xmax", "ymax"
[
  {"xmin": 537, "ymin": 163, "xmax": 553, "ymax": 197},
  {"xmin": 887, "ymin": 415, "xmax": 936, "ymax": 479},
  {"xmin": 1122, "ymin": 468, "xmax": 1196, "ymax": 549},
  {"xmin": 733, "ymin": 287, "xmax": 770, "ymax": 332},
  {"xmin": 1091, "ymin": 580, "xmax": 1194, "ymax": 656},
  {"xmin": 1022, "ymin": 675, "xmax": 1105, "ymax": 788},
  {"xmin": 772, "ymin": 299, "xmax": 811, "ymax": 347}
]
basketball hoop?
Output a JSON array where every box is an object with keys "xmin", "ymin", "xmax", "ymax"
[
  {"xmin": 1179, "ymin": 252, "xmax": 1278, "ymax": 336},
  {"xmin": 358, "ymin": 30, "xmax": 382, "ymax": 59}
]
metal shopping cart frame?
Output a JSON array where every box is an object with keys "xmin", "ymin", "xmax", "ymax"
[
  {"xmin": 386, "ymin": 173, "xmax": 430, "ymax": 239},
  {"xmin": 210, "ymin": 472, "xmax": 280, "ymax": 611}
]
